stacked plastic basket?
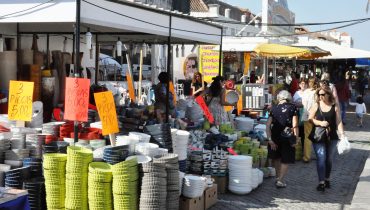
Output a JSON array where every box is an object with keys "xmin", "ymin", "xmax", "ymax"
[
  {"xmin": 112, "ymin": 158, "xmax": 139, "ymax": 210},
  {"xmin": 65, "ymin": 146, "xmax": 93, "ymax": 210},
  {"xmin": 43, "ymin": 153, "xmax": 67, "ymax": 209},
  {"xmin": 88, "ymin": 162, "xmax": 113, "ymax": 210}
]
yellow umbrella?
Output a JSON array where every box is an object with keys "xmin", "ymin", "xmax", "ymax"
[{"xmin": 253, "ymin": 43, "xmax": 310, "ymax": 58}]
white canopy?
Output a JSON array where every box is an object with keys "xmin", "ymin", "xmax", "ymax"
[
  {"xmin": 294, "ymin": 40, "xmax": 370, "ymax": 59},
  {"xmin": 0, "ymin": 0, "xmax": 222, "ymax": 45},
  {"xmin": 222, "ymin": 37, "xmax": 269, "ymax": 52}
]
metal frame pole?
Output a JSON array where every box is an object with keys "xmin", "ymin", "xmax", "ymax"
[
  {"xmin": 218, "ymin": 27, "xmax": 223, "ymax": 76},
  {"xmin": 74, "ymin": 0, "xmax": 81, "ymax": 143},
  {"xmin": 165, "ymin": 14, "xmax": 172, "ymax": 123},
  {"xmin": 95, "ymin": 34, "xmax": 99, "ymax": 84}
]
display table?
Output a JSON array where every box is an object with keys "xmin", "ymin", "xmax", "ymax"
[{"xmin": 0, "ymin": 188, "xmax": 30, "ymax": 210}]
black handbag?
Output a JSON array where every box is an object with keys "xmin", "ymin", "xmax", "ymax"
[
  {"xmin": 308, "ymin": 105, "xmax": 329, "ymax": 143},
  {"xmin": 280, "ymin": 127, "xmax": 297, "ymax": 145}
]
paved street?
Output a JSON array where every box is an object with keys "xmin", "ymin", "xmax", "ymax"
[{"xmin": 210, "ymin": 93, "xmax": 370, "ymax": 210}]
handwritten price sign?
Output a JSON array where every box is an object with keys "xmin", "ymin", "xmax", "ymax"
[
  {"xmin": 8, "ymin": 81, "xmax": 34, "ymax": 121},
  {"xmin": 64, "ymin": 77, "xmax": 90, "ymax": 122},
  {"xmin": 94, "ymin": 91, "xmax": 119, "ymax": 135},
  {"xmin": 195, "ymin": 95, "xmax": 214, "ymax": 124}
]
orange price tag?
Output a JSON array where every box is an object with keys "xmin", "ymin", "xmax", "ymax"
[
  {"xmin": 8, "ymin": 81, "xmax": 34, "ymax": 121},
  {"xmin": 94, "ymin": 91, "xmax": 119, "ymax": 135},
  {"xmin": 64, "ymin": 77, "xmax": 90, "ymax": 122},
  {"xmin": 195, "ymin": 95, "xmax": 214, "ymax": 124}
]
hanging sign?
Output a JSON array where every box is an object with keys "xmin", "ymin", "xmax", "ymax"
[
  {"xmin": 199, "ymin": 45, "xmax": 221, "ymax": 83},
  {"xmin": 64, "ymin": 77, "xmax": 90, "ymax": 122},
  {"xmin": 195, "ymin": 95, "xmax": 214, "ymax": 124},
  {"xmin": 94, "ymin": 91, "xmax": 119, "ymax": 136},
  {"xmin": 8, "ymin": 81, "xmax": 34, "ymax": 121}
]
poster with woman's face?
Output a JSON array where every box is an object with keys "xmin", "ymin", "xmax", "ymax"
[{"xmin": 183, "ymin": 54, "xmax": 198, "ymax": 80}]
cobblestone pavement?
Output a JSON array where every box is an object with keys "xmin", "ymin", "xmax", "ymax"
[{"xmin": 210, "ymin": 93, "xmax": 370, "ymax": 210}]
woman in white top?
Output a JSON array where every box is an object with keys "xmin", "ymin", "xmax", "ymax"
[
  {"xmin": 349, "ymin": 95, "xmax": 367, "ymax": 127},
  {"xmin": 301, "ymin": 77, "xmax": 318, "ymax": 162},
  {"xmin": 293, "ymin": 78, "xmax": 308, "ymax": 152}
]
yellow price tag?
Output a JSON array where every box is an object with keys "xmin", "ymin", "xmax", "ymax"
[{"xmin": 8, "ymin": 81, "xmax": 34, "ymax": 121}]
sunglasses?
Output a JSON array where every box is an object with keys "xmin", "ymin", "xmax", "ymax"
[{"xmin": 319, "ymin": 93, "xmax": 326, "ymax": 96}]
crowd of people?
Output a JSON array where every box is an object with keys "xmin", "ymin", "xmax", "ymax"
[
  {"xmin": 266, "ymin": 70, "xmax": 367, "ymax": 192},
  {"xmin": 153, "ymin": 69, "xmax": 367, "ymax": 192}
]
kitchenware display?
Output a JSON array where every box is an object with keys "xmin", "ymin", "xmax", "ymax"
[
  {"xmin": 112, "ymin": 158, "xmax": 139, "ymax": 210},
  {"xmin": 129, "ymin": 132, "xmax": 151, "ymax": 143},
  {"xmin": 139, "ymin": 162, "xmax": 167, "ymax": 210},
  {"xmin": 153, "ymin": 153, "xmax": 180, "ymax": 210},
  {"xmin": 65, "ymin": 146, "xmax": 93, "ymax": 210},
  {"xmin": 126, "ymin": 155, "xmax": 152, "ymax": 164},
  {"xmin": 5, "ymin": 166, "xmax": 31, "ymax": 189},
  {"xmin": 144, "ymin": 123, "xmax": 173, "ymax": 153},
  {"xmin": 24, "ymin": 178, "xmax": 46, "ymax": 210},
  {"xmin": 135, "ymin": 143, "xmax": 160, "ymax": 158},
  {"xmin": 88, "ymin": 162, "xmax": 113, "ymax": 210},
  {"xmin": 103, "ymin": 145, "xmax": 130, "ymax": 165},
  {"xmin": 228, "ymin": 155, "xmax": 253, "ymax": 195},
  {"xmin": 23, "ymin": 157, "xmax": 43, "ymax": 178},
  {"xmin": 182, "ymin": 175, "xmax": 206, "ymax": 198},
  {"xmin": 172, "ymin": 130, "xmax": 189, "ymax": 161},
  {"xmin": 42, "ymin": 122, "xmax": 65, "ymax": 138},
  {"xmin": 235, "ymin": 117, "xmax": 254, "ymax": 132},
  {"xmin": 43, "ymin": 153, "xmax": 67, "ymax": 209},
  {"xmin": 116, "ymin": 135, "xmax": 140, "ymax": 155}
]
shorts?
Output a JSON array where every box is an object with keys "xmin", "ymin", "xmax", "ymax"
[
  {"xmin": 356, "ymin": 113, "xmax": 364, "ymax": 119},
  {"xmin": 268, "ymin": 137, "xmax": 296, "ymax": 164}
]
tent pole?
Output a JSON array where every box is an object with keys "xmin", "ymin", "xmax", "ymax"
[
  {"xmin": 165, "ymin": 14, "xmax": 172, "ymax": 124},
  {"xmin": 16, "ymin": 23, "xmax": 21, "ymax": 80},
  {"xmin": 46, "ymin": 34, "xmax": 50, "ymax": 68},
  {"xmin": 95, "ymin": 34, "xmax": 99, "ymax": 84},
  {"xmin": 218, "ymin": 27, "xmax": 223, "ymax": 76},
  {"xmin": 73, "ymin": 0, "xmax": 81, "ymax": 143}
]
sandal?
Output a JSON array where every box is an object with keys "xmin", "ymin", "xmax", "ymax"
[{"xmin": 275, "ymin": 180, "xmax": 287, "ymax": 188}]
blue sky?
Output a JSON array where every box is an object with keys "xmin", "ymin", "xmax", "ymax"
[{"xmin": 227, "ymin": 0, "xmax": 370, "ymax": 51}]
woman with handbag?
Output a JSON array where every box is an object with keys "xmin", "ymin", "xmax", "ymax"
[
  {"xmin": 308, "ymin": 86, "xmax": 345, "ymax": 192},
  {"xmin": 206, "ymin": 76, "xmax": 236, "ymax": 126},
  {"xmin": 266, "ymin": 90, "xmax": 299, "ymax": 188}
]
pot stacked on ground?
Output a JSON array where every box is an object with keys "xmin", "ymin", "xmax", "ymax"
[
  {"xmin": 43, "ymin": 153, "xmax": 67, "ymax": 210},
  {"xmin": 228, "ymin": 155, "xmax": 253, "ymax": 195},
  {"xmin": 153, "ymin": 153, "xmax": 180, "ymax": 210},
  {"xmin": 139, "ymin": 162, "xmax": 167, "ymax": 210},
  {"xmin": 88, "ymin": 162, "xmax": 113, "ymax": 210},
  {"xmin": 112, "ymin": 158, "xmax": 139, "ymax": 210},
  {"xmin": 65, "ymin": 146, "xmax": 93, "ymax": 210}
]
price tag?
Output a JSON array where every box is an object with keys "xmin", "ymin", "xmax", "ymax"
[
  {"xmin": 64, "ymin": 77, "xmax": 90, "ymax": 122},
  {"xmin": 94, "ymin": 91, "xmax": 119, "ymax": 136},
  {"xmin": 195, "ymin": 96, "xmax": 214, "ymax": 124},
  {"xmin": 8, "ymin": 81, "xmax": 34, "ymax": 121}
]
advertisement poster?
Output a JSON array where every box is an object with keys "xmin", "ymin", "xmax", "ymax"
[{"xmin": 199, "ymin": 45, "xmax": 221, "ymax": 83}]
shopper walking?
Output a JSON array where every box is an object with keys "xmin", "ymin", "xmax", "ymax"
[
  {"xmin": 154, "ymin": 72, "xmax": 176, "ymax": 123},
  {"xmin": 320, "ymin": 73, "xmax": 339, "ymax": 105},
  {"xmin": 301, "ymin": 77, "xmax": 318, "ymax": 162},
  {"xmin": 335, "ymin": 77, "xmax": 351, "ymax": 124},
  {"xmin": 266, "ymin": 90, "xmax": 299, "ymax": 188},
  {"xmin": 349, "ymin": 95, "xmax": 367, "ymax": 127},
  {"xmin": 293, "ymin": 78, "xmax": 308, "ymax": 153},
  {"xmin": 308, "ymin": 86, "xmax": 345, "ymax": 192}
]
